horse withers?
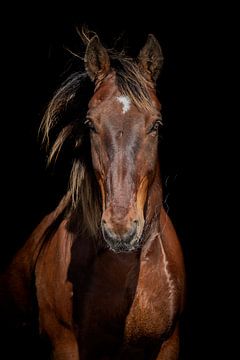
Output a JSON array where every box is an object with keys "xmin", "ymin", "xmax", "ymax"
[{"xmin": 0, "ymin": 33, "xmax": 185, "ymax": 359}]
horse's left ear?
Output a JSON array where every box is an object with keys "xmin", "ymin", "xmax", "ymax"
[
  {"xmin": 84, "ymin": 35, "xmax": 110, "ymax": 82},
  {"xmin": 138, "ymin": 34, "xmax": 164, "ymax": 82}
]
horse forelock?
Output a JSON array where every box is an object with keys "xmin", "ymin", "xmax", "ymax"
[{"xmin": 110, "ymin": 53, "xmax": 156, "ymax": 112}]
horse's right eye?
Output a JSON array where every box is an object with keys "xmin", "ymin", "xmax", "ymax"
[{"xmin": 85, "ymin": 119, "xmax": 97, "ymax": 133}]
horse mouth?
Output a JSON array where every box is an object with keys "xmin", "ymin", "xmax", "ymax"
[
  {"xmin": 101, "ymin": 225, "xmax": 143, "ymax": 253},
  {"xmin": 104, "ymin": 237, "xmax": 141, "ymax": 253},
  {"xmin": 100, "ymin": 205, "xmax": 145, "ymax": 253}
]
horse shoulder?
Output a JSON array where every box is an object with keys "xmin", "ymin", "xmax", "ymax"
[
  {"xmin": 34, "ymin": 219, "xmax": 79, "ymax": 359},
  {"xmin": 124, "ymin": 207, "xmax": 185, "ymax": 344},
  {"xmin": 1, "ymin": 195, "xmax": 70, "ymax": 313},
  {"xmin": 35, "ymin": 219, "xmax": 74, "ymax": 339},
  {"xmin": 159, "ymin": 207, "xmax": 185, "ymax": 308}
]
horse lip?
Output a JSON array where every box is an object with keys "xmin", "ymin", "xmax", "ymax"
[
  {"xmin": 106, "ymin": 238, "xmax": 140, "ymax": 253},
  {"xmin": 101, "ymin": 224, "xmax": 143, "ymax": 252}
]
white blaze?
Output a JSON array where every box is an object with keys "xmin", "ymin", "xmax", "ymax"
[{"xmin": 116, "ymin": 95, "xmax": 131, "ymax": 114}]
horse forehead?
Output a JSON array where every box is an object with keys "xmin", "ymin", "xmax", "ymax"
[
  {"xmin": 88, "ymin": 81, "xmax": 159, "ymax": 123},
  {"xmin": 116, "ymin": 95, "xmax": 131, "ymax": 114},
  {"xmin": 90, "ymin": 91, "xmax": 143, "ymax": 120}
]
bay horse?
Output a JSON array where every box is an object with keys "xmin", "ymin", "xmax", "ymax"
[{"xmin": 0, "ymin": 33, "xmax": 185, "ymax": 359}]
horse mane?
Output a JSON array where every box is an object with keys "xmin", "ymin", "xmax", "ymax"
[{"xmin": 40, "ymin": 33, "xmax": 158, "ymax": 239}]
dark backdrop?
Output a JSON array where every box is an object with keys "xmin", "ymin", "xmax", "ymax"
[{"xmin": 1, "ymin": 2, "xmax": 224, "ymax": 359}]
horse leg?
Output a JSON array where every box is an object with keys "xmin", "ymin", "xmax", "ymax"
[
  {"xmin": 43, "ymin": 322, "xmax": 79, "ymax": 360},
  {"xmin": 51, "ymin": 330, "xmax": 79, "ymax": 360},
  {"xmin": 156, "ymin": 324, "xmax": 179, "ymax": 360}
]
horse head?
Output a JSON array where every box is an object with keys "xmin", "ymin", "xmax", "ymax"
[{"xmin": 84, "ymin": 34, "xmax": 164, "ymax": 252}]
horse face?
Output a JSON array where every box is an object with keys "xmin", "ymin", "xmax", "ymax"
[
  {"xmin": 87, "ymin": 74, "xmax": 161, "ymax": 252},
  {"xmin": 84, "ymin": 33, "xmax": 163, "ymax": 252}
]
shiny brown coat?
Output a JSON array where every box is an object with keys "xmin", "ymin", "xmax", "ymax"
[{"xmin": 0, "ymin": 33, "xmax": 185, "ymax": 359}]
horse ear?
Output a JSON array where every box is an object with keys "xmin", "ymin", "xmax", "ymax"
[
  {"xmin": 84, "ymin": 35, "xmax": 110, "ymax": 82},
  {"xmin": 138, "ymin": 34, "xmax": 164, "ymax": 82}
]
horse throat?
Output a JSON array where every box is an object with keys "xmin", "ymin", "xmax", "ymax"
[{"xmin": 143, "ymin": 165, "xmax": 163, "ymax": 236}]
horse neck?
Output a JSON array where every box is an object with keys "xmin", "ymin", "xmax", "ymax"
[{"xmin": 144, "ymin": 162, "xmax": 163, "ymax": 232}]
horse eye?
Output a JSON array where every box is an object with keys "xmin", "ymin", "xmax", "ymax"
[
  {"xmin": 149, "ymin": 119, "xmax": 161, "ymax": 134},
  {"xmin": 152, "ymin": 122, "xmax": 160, "ymax": 131},
  {"xmin": 85, "ymin": 119, "xmax": 97, "ymax": 133}
]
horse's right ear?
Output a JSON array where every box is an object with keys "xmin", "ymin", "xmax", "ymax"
[{"xmin": 84, "ymin": 35, "xmax": 110, "ymax": 82}]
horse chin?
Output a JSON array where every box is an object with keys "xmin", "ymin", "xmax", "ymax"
[
  {"xmin": 102, "ymin": 231, "xmax": 142, "ymax": 253},
  {"xmin": 106, "ymin": 239, "xmax": 141, "ymax": 253}
]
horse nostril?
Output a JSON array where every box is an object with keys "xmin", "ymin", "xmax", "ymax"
[
  {"xmin": 102, "ymin": 219, "xmax": 107, "ymax": 225},
  {"xmin": 133, "ymin": 220, "xmax": 139, "ymax": 226}
]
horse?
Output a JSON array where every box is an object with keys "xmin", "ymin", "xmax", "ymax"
[{"xmin": 0, "ymin": 32, "xmax": 185, "ymax": 359}]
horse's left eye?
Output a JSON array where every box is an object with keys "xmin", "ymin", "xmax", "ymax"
[
  {"xmin": 152, "ymin": 121, "xmax": 160, "ymax": 131},
  {"xmin": 149, "ymin": 119, "xmax": 162, "ymax": 134}
]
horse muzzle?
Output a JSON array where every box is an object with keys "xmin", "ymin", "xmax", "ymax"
[{"xmin": 101, "ymin": 207, "xmax": 143, "ymax": 252}]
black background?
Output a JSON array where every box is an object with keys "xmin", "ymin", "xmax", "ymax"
[{"xmin": 0, "ymin": 1, "xmax": 226, "ymax": 359}]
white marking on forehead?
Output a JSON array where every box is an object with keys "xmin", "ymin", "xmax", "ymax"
[{"xmin": 116, "ymin": 95, "xmax": 131, "ymax": 114}]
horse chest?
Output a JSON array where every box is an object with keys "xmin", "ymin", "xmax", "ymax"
[
  {"xmin": 74, "ymin": 251, "xmax": 139, "ymax": 356},
  {"xmin": 124, "ymin": 259, "xmax": 177, "ymax": 345},
  {"xmin": 123, "ymin": 233, "xmax": 181, "ymax": 345},
  {"xmin": 76, "ymin": 248, "xmax": 177, "ymax": 354}
]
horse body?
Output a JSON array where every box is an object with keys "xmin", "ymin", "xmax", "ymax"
[
  {"xmin": 2, "ymin": 202, "xmax": 184, "ymax": 359},
  {"xmin": 0, "ymin": 33, "xmax": 185, "ymax": 359}
]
